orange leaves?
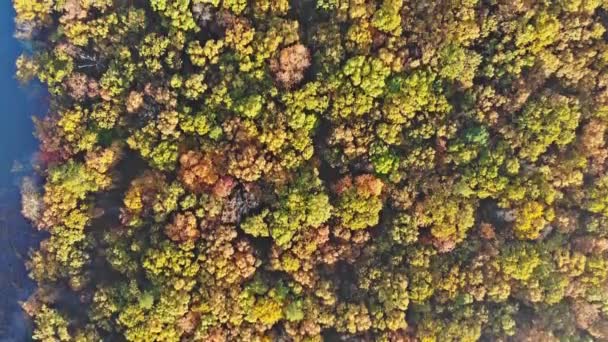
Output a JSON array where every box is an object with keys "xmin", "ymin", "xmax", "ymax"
[
  {"xmin": 178, "ymin": 150, "xmax": 222, "ymax": 193},
  {"xmin": 178, "ymin": 150, "xmax": 238, "ymax": 198},
  {"xmin": 354, "ymin": 174, "xmax": 384, "ymax": 197},
  {"xmin": 126, "ymin": 91, "xmax": 144, "ymax": 113},
  {"xmin": 84, "ymin": 144, "xmax": 121, "ymax": 174},
  {"xmin": 212, "ymin": 176, "xmax": 236, "ymax": 198},
  {"xmin": 227, "ymin": 144, "xmax": 271, "ymax": 182},
  {"xmin": 165, "ymin": 211, "xmax": 200, "ymax": 244},
  {"xmin": 270, "ymin": 44, "xmax": 311, "ymax": 89},
  {"xmin": 333, "ymin": 174, "xmax": 384, "ymax": 197}
]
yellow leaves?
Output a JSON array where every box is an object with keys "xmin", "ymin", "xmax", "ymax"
[
  {"xmin": 416, "ymin": 184, "xmax": 476, "ymax": 247},
  {"xmin": 56, "ymin": 106, "xmax": 101, "ymax": 153},
  {"xmin": 182, "ymin": 73, "xmax": 207, "ymax": 99},
  {"xmin": 514, "ymin": 95, "xmax": 581, "ymax": 161},
  {"xmin": 195, "ymin": 0, "xmax": 220, "ymax": 6},
  {"xmin": 77, "ymin": 131, "xmax": 98, "ymax": 152},
  {"xmin": 253, "ymin": 0, "xmax": 289, "ymax": 16},
  {"xmin": 157, "ymin": 110, "xmax": 180, "ymax": 138},
  {"xmin": 16, "ymin": 54, "xmax": 39, "ymax": 84},
  {"xmin": 382, "ymin": 69, "xmax": 450, "ymax": 130},
  {"xmin": 64, "ymin": 21, "xmax": 90, "ymax": 46},
  {"xmin": 149, "ymin": 0, "xmax": 198, "ymax": 32},
  {"xmin": 336, "ymin": 303, "xmax": 372, "ymax": 334},
  {"xmin": 537, "ymin": 50, "xmax": 560, "ymax": 75},
  {"xmin": 179, "ymin": 111, "xmax": 211, "ymax": 136},
  {"xmin": 58, "ymin": 106, "xmax": 87, "ymax": 143},
  {"xmin": 124, "ymin": 186, "xmax": 144, "ymax": 213},
  {"xmin": 247, "ymin": 297, "xmax": 283, "ymax": 325},
  {"xmin": 501, "ymin": 244, "xmax": 541, "ymax": 282},
  {"xmin": 233, "ymin": 94, "xmax": 263, "ymax": 119},
  {"xmin": 225, "ymin": 22, "xmax": 255, "ymax": 56},
  {"xmin": 259, "ymin": 124, "xmax": 287, "ymax": 153},
  {"xmin": 142, "ymin": 241, "xmax": 200, "ymax": 290},
  {"xmin": 100, "ymin": 62, "xmax": 133, "ymax": 99},
  {"xmin": 91, "ymin": 102, "xmax": 120, "ymax": 129},
  {"xmin": 554, "ymin": 250, "xmax": 586, "ymax": 278},
  {"xmin": 63, "ymin": 14, "xmax": 119, "ymax": 46},
  {"xmin": 14, "ymin": 0, "xmax": 53, "ymax": 23},
  {"xmin": 241, "ymin": 210, "xmax": 270, "ymax": 237},
  {"xmin": 40, "ymin": 150, "xmax": 118, "ymax": 230},
  {"xmin": 279, "ymin": 254, "xmax": 301, "ymax": 272},
  {"xmin": 86, "ymin": 0, "xmax": 114, "ymax": 12},
  {"xmin": 39, "ymin": 49, "xmax": 75, "ymax": 91},
  {"xmin": 127, "ymin": 123, "xmax": 156, "ymax": 158},
  {"xmin": 516, "ymin": 12, "xmax": 560, "ymax": 54},
  {"xmin": 346, "ymin": 20, "xmax": 373, "ymax": 53},
  {"xmin": 560, "ymin": 0, "xmax": 604, "ymax": 13},
  {"xmin": 32, "ymin": 305, "xmax": 72, "ymax": 342},
  {"xmin": 348, "ymin": 0, "xmax": 368, "ymax": 20},
  {"xmin": 585, "ymin": 175, "xmax": 608, "ymax": 216},
  {"xmin": 335, "ymin": 174, "xmax": 384, "ymax": 230},
  {"xmin": 378, "ymin": 48, "xmax": 404, "ymax": 73},
  {"xmin": 142, "ymin": 33, "xmax": 169, "ymax": 57},
  {"xmin": 329, "ymin": 56, "xmax": 390, "ymax": 118},
  {"xmin": 187, "ymin": 40, "xmax": 224, "ymax": 67},
  {"xmin": 140, "ymin": 33, "xmax": 170, "ymax": 72},
  {"xmin": 437, "ymin": 266, "xmax": 464, "ymax": 301},
  {"xmin": 343, "ymin": 56, "xmax": 390, "ymax": 97},
  {"xmin": 90, "ymin": 13, "xmax": 118, "ymax": 40},
  {"xmin": 513, "ymin": 201, "xmax": 553, "ymax": 240},
  {"xmin": 220, "ymin": 0, "xmax": 248, "ymax": 14},
  {"xmin": 581, "ymin": 257, "xmax": 608, "ymax": 287},
  {"xmin": 85, "ymin": 145, "xmax": 121, "ymax": 174},
  {"xmin": 21, "ymin": 0, "xmax": 608, "ymax": 339},
  {"xmin": 486, "ymin": 280, "xmax": 511, "ymax": 302},
  {"xmin": 64, "ymin": 208, "xmax": 90, "ymax": 230},
  {"xmin": 371, "ymin": 0, "xmax": 403, "ymax": 36},
  {"xmin": 436, "ymin": 43, "xmax": 481, "ymax": 88}
]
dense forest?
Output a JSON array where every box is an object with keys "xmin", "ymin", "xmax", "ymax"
[{"xmin": 12, "ymin": 0, "xmax": 608, "ymax": 341}]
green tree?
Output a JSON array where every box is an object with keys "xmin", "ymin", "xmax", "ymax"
[{"xmin": 335, "ymin": 175, "xmax": 384, "ymax": 230}]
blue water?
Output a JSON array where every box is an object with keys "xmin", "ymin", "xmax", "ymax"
[{"xmin": 0, "ymin": 3, "xmax": 46, "ymax": 341}]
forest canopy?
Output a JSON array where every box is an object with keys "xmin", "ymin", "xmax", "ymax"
[{"xmin": 13, "ymin": 0, "xmax": 608, "ymax": 341}]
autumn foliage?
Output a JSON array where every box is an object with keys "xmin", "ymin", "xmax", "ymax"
[{"xmin": 14, "ymin": 0, "xmax": 608, "ymax": 341}]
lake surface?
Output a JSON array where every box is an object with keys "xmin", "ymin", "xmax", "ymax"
[{"xmin": 0, "ymin": 3, "xmax": 46, "ymax": 341}]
